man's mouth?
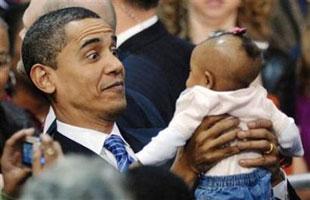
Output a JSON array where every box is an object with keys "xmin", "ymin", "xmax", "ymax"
[{"xmin": 101, "ymin": 80, "xmax": 124, "ymax": 91}]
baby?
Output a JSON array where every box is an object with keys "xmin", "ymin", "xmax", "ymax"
[{"xmin": 136, "ymin": 29, "xmax": 304, "ymax": 199}]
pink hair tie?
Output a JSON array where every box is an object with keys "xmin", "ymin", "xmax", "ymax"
[{"xmin": 230, "ymin": 27, "xmax": 247, "ymax": 36}]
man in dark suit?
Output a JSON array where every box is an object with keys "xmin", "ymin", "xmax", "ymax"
[{"xmin": 113, "ymin": 0, "xmax": 194, "ymax": 125}]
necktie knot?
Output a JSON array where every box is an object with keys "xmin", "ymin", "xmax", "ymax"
[{"xmin": 104, "ymin": 134, "xmax": 134, "ymax": 172}]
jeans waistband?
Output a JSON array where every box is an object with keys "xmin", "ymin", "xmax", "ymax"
[{"xmin": 198, "ymin": 168, "xmax": 270, "ymax": 188}]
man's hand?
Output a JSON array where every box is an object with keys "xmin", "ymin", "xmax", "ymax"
[
  {"xmin": 32, "ymin": 134, "xmax": 63, "ymax": 176},
  {"xmin": 1, "ymin": 129, "xmax": 34, "ymax": 196},
  {"xmin": 237, "ymin": 119, "xmax": 283, "ymax": 185},
  {"xmin": 171, "ymin": 116, "xmax": 240, "ymax": 187}
]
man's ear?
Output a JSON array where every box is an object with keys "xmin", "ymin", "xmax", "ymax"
[
  {"xmin": 30, "ymin": 64, "xmax": 56, "ymax": 94},
  {"xmin": 204, "ymin": 70, "xmax": 214, "ymax": 89}
]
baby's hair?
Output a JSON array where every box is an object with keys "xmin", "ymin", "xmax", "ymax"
[
  {"xmin": 208, "ymin": 28, "xmax": 262, "ymax": 60},
  {"xmin": 197, "ymin": 28, "xmax": 263, "ymax": 90}
]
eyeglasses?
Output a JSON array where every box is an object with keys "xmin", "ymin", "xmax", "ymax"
[{"xmin": 0, "ymin": 53, "xmax": 11, "ymax": 68}]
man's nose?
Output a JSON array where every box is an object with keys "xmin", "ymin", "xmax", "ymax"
[{"xmin": 104, "ymin": 55, "xmax": 124, "ymax": 76}]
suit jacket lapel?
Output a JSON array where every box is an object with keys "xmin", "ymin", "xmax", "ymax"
[{"xmin": 46, "ymin": 120, "xmax": 98, "ymax": 156}]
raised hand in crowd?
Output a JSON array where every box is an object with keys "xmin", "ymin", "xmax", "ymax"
[
  {"xmin": 32, "ymin": 134, "xmax": 63, "ymax": 176},
  {"xmin": 1, "ymin": 129, "xmax": 63, "ymax": 197},
  {"xmin": 1, "ymin": 128, "xmax": 33, "ymax": 197}
]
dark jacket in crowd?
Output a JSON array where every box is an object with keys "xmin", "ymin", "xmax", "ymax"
[{"xmin": 119, "ymin": 21, "xmax": 194, "ymax": 125}]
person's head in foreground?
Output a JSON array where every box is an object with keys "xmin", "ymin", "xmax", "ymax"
[
  {"xmin": 22, "ymin": 7, "xmax": 125, "ymax": 132},
  {"xmin": 20, "ymin": 155, "xmax": 131, "ymax": 200},
  {"xmin": 127, "ymin": 166, "xmax": 194, "ymax": 200},
  {"xmin": 186, "ymin": 28, "xmax": 262, "ymax": 91}
]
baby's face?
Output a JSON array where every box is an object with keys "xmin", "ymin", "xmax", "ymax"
[{"xmin": 186, "ymin": 49, "xmax": 207, "ymax": 88}]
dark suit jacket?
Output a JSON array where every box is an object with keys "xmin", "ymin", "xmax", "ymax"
[{"xmin": 119, "ymin": 21, "xmax": 194, "ymax": 125}]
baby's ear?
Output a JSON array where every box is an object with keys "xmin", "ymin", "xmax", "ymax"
[{"xmin": 204, "ymin": 70, "xmax": 214, "ymax": 89}]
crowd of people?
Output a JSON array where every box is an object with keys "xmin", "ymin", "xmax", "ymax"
[{"xmin": 0, "ymin": 0, "xmax": 309, "ymax": 199}]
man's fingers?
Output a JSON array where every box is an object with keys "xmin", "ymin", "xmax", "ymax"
[
  {"xmin": 239, "ymin": 155, "xmax": 277, "ymax": 168},
  {"xmin": 209, "ymin": 128, "xmax": 240, "ymax": 148},
  {"xmin": 247, "ymin": 119, "xmax": 272, "ymax": 130},
  {"xmin": 237, "ymin": 140, "xmax": 271, "ymax": 152},
  {"xmin": 238, "ymin": 129, "xmax": 277, "ymax": 144},
  {"xmin": 196, "ymin": 117, "xmax": 239, "ymax": 144},
  {"xmin": 211, "ymin": 146, "xmax": 240, "ymax": 162},
  {"xmin": 196, "ymin": 146, "xmax": 240, "ymax": 170},
  {"xmin": 53, "ymin": 142, "xmax": 64, "ymax": 157},
  {"xmin": 5, "ymin": 128, "xmax": 35, "ymax": 147},
  {"xmin": 40, "ymin": 135, "xmax": 62, "ymax": 167},
  {"xmin": 198, "ymin": 115, "xmax": 229, "ymax": 131},
  {"xmin": 32, "ymin": 144, "xmax": 43, "ymax": 176},
  {"xmin": 40, "ymin": 134, "xmax": 54, "ymax": 147}
]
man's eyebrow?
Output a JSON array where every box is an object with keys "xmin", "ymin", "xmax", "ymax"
[
  {"xmin": 112, "ymin": 35, "xmax": 117, "ymax": 45},
  {"xmin": 80, "ymin": 38, "xmax": 101, "ymax": 49}
]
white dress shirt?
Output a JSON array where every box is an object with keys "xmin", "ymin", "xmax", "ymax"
[
  {"xmin": 43, "ymin": 107, "xmax": 56, "ymax": 134},
  {"xmin": 56, "ymin": 120, "xmax": 136, "ymax": 169},
  {"xmin": 117, "ymin": 15, "xmax": 158, "ymax": 48}
]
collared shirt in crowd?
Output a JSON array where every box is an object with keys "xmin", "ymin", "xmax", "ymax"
[{"xmin": 116, "ymin": 15, "xmax": 158, "ymax": 48}]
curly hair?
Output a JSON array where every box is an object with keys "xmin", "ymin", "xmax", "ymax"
[
  {"xmin": 301, "ymin": 25, "xmax": 310, "ymax": 68},
  {"xmin": 299, "ymin": 24, "xmax": 310, "ymax": 95},
  {"xmin": 158, "ymin": 0, "xmax": 274, "ymax": 41}
]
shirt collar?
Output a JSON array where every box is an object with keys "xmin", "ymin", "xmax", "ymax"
[
  {"xmin": 56, "ymin": 120, "xmax": 122, "ymax": 155},
  {"xmin": 43, "ymin": 107, "xmax": 56, "ymax": 134},
  {"xmin": 117, "ymin": 15, "xmax": 158, "ymax": 48}
]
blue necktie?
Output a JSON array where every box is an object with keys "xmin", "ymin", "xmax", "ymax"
[{"xmin": 104, "ymin": 134, "xmax": 134, "ymax": 172}]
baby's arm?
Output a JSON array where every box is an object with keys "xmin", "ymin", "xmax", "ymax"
[
  {"xmin": 267, "ymin": 100, "xmax": 304, "ymax": 156},
  {"xmin": 136, "ymin": 87, "xmax": 218, "ymax": 165}
]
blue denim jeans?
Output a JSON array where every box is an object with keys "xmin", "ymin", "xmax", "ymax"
[{"xmin": 195, "ymin": 169, "xmax": 273, "ymax": 200}]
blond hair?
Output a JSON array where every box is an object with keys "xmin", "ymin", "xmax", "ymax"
[{"xmin": 158, "ymin": 0, "xmax": 274, "ymax": 41}]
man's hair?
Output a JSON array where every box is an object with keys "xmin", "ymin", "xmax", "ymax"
[
  {"xmin": 126, "ymin": 0, "xmax": 159, "ymax": 10},
  {"xmin": 22, "ymin": 7, "xmax": 100, "ymax": 77},
  {"xmin": 20, "ymin": 155, "xmax": 132, "ymax": 200}
]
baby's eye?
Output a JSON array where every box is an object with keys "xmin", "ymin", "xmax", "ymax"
[{"xmin": 86, "ymin": 51, "xmax": 100, "ymax": 61}]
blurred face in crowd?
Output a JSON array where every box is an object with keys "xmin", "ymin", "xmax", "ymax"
[
  {"xmin": 0, "ymin": 27, "xmax": 10, "ymax": 100},
  {"xmin": 189, "ymin": 0, "xmax": 241, "ymax": 20},
  {"xmin": 20, "ymin": 0, "xmax": 47, "ymax": 39},
  {"xmin": 21, "ymin": 0, "xmax": 114, "ymax": 39},
  {"xmin": 32, "ymin": 18, "xmax": 126, "ymax": 122}
]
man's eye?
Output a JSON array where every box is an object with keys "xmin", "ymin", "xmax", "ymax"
[
  {"xmin": 86, "ymin": 51, "xmax": 100, "ymax": 61},
  {"xmin": 111, "ymin": 46, "xmax": 118, "ymax": 56}
]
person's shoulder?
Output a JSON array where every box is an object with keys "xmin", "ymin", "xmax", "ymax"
[
  {"xmin": 160, "ymin": 29, "xmax": 194, "ymax": 52},
  {"xmin": 0, "ymin": 101, "xmax": 35, "ymax": 131}
]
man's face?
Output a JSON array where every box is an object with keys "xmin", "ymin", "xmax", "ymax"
[
  {"xmin": 51, "ymin": 18, "xmax": 126, "ymax": 121},
  {"xmin": 0, "ymin": 28, "xmax": 10, "ymax": 100}
]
